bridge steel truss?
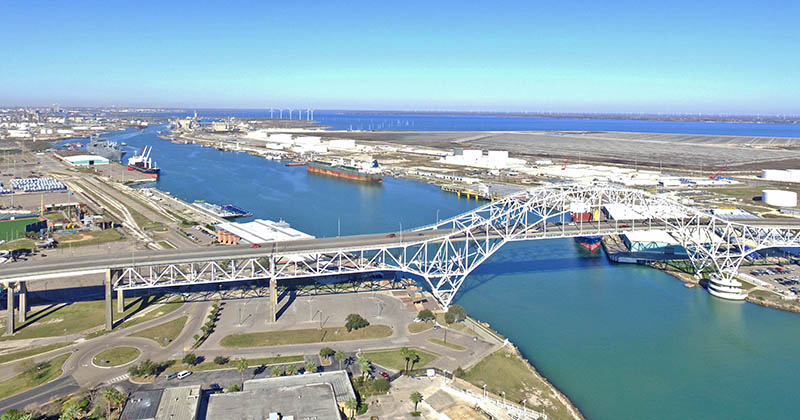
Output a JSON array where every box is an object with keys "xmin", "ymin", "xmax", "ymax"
[{"xmin": 112, "ymin": 183, "xmax": 800, "ymax": 308}]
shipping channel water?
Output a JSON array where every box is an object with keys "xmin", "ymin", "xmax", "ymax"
[{"xmin": 103, "ymin": 126, "xmax": 800, "ymax": 420}]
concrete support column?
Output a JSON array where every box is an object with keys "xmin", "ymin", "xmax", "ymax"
[
  {"xmin": 105, "ymin": 269, "xmax": 114, "ymax": 331},
  {"xmin": 117, "ymin": 288, "xmax": 124, "ymax": 314},
  {"xmin": 5, "ymin": 284, "xmax": 14, "ymax": 336},
  {"xmin": 269, "ymin": 258, "xmax": 277, "ymax": 323},
  {"xmin": 18, "ymin": 282, "xmax": 27, "ymax": 324}
]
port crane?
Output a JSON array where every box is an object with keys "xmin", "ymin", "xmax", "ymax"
[{"xmin": 709, "ymin": 163, "xmax": 728, "ymax": 179}]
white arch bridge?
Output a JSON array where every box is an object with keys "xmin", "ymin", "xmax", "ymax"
[{"xmin": 3, "ymin": 183, "xmax": 800, "ymax": 334}]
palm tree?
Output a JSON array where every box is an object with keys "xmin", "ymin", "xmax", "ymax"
[
  {"xmin": 271, "ymin": 365, "xmax": 283, "ymax": 377},
  {"xmin": 410, "ymin": 391, "xmax": 423, "ymax": 413},
  {"xmin": 285, "ymin": 364, "xmax": 298, "ymax": 375},
  {"xmin": 233, "ymin": 358, "xmax": 248, "ymax": 384},
  {"xmin": 408, "ymin": 350, "xmax": 420, "ymax": 371},
  {"xmin": 59, "ymin": 404, "xmax": 82, "ymax": 420},
  {"xmin": 344, "ymin": 397, "xmax": 358, "ymax": 419},
  {"xmin": 334, "ymin": 350, "xmax": 346, "ymax": 370},
  {"xmin": 103, "ymin": 387, "xmax": 122, "ymax": 414},
  {"xmin": 357, "ymin": 356, "xmax": 371, "ymax": 379},
  {"xmin": 400, "ymin": 346, "xmax": 411, "ymax": 371},
  {"xmin": 304, "ymin": 361, "xmax": 317, "ymax": 374}
]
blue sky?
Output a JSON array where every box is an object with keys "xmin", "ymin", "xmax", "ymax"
[{"xmin": 1, "ymin": 0, "xmax": 798, "ymax": 113}]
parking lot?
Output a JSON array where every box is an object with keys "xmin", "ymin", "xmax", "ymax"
[{"xmin": 745, "ymin": 264, "xmax": 800, "ymax": 297}]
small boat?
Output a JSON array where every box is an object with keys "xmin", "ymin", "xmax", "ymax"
[{"xmin": 285, "ymin": 162, "xmax": 306, "ymax": 167}]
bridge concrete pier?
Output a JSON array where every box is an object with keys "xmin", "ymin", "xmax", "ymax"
[
  {"xmin": 4, "ymin": 284, "xmax": 13, "ymax": 336},
  {"xmin": 18, "ymin": 281, "xmax": 27, "ymax": 324},
  {"xmin": 105, "ymin": 269, "xmax": 117, "ymax": 331},
  {"xmin": 117, "ymin": 288, "xmax": 124, "ymax": 313},
  {"xmin": 269, "ymin": 258, "xmax": 277, "ymax": 323}
]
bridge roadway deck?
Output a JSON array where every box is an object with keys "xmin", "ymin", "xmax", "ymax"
[{"xmin": 0, "ymin": 217, "xmax": 796, "ymax": 283}]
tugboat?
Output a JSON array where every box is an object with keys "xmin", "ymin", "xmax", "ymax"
[{"xmin": 127, "ymin": 146, "xmax": 160, "ymax": 178}]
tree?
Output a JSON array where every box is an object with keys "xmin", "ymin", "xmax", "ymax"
[
  {"xmin": 357, "ymin": 356, "xmax": 371, "ymax": 379},
  {"xmin": 401, "ymin": 346, "xmax": 412, "ymax": 371},
  {"xmin": 444, "ymin": 305, "xmax": 466, "ymax": 324},
  {"xmin": 319, "ymin": 347, "xmax": 335, "ymax": 359},
  {"xmin": 304, "ymin": 361, "xmax": 317, "ymax": 374},
  {"xmin": 334, "ymin": 350, "xmax": 346, "ymax": 370},
  {"xmin": 233, "ymin": 358, "xmax": 249, "ymax": 384},
  {"xmin": 285, "ymin": 364, "xmax": 298, "ymax": 375},
  {"xmin": 371, "ymin": 377, "xmax": 390, "ymax": 393},
  {"xmin": 1, "ymin": 410, "xmax": 32, "ymax": 420},
  {"xmin": 417, "ymin": 309, "xmax": 435, "ymax": 322},
  {"xmin": 454, "ymin": 366, "xmax": 465, "ymax": 378},
  {"xmin": 271, "ymin": 365, "xmax": 284, "ymax": 377},
  {"xmin": 182, "ymin": 353, "xmax": 198, "ymax": 366},
  {"xmin": 227, "ymin": 384, "xmax": 241, "ymax": 392},
  {"xmin": 345, "ymin": 313, "xmax": 369, "ymax": 332},
  {"xmin": 344, "ymin": 398, "xmax": 358, "ymax": 419},
  {"xmin": 103, "ymin": 387, "xmax": 124, "ymax": 415},
  {"xmin": 59, "ymin": 404, "xmax": 82, "ymax": 420},
  {"xmin": 213, "ymin": 356, "xmax": 229, "ymax": 365},
  {"xmin": 410, "ymin": 391, "xmax": 423, "ymax": 412},
  {"xmin": 408, "ymin": 350, "xmax": 420, "ymax": 371}
]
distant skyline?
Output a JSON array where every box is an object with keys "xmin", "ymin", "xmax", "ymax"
[{"xmin": 1, "ymin": 1, "xmax": 798, "ymax": 114}]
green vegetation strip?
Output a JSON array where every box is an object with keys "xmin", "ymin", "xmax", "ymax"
[
  {"xmin": 360, "ymin": 348, "xmax": 438, "ymax": 371},
  {"xmin": 0, "ymin": 353, "xmax": 71, "ymax": 400},
  {"xmin": 170, "ymin": 355, "xmax": 304, "ymax": 373},
  {"xmin": 54, "ymin": 229, "xmax": 122, "ymax": 247},
  {"xmin": 0, "ymin": 239, "xmax": 36, "ymax": 251},
  {"xmin": 0, "ymin": 343, "xmax": 71, "ymax": 364},
  {"xmin": 408, "ymin": 322, "xmax": 434, "ymax": 334},
  {"xmin": 129, "ymin": 315, "xmax": 188, "ymax": 347},
  {"xmin": 427, "ymin": 338, "xmax": 467, "ymax": 351},
  {"xmin": 461, "ymin": 347, "xmax": 574, "ymax": 420},
  {"xmin": 0, "ymin": 218, "xmax": 39, "ymax": 242},
  {"xmin": 220, "ymin": 325, "xmax": 393, "ymax": 348},
  {"xmin": 92, "ymin": 346, "xmax": 141, "ymax": 367}
]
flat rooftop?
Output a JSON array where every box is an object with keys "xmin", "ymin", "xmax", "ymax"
[
  {"xmin": 217, "ymin": 219, "xmax": 314, "ymax": 244},
  {"xmin": 244, "ymin": 370, "xmax": 355, "ymax": 403},
  {"xmin": 206, "ymin": 383, "xmax": 342, "ymax": 420},
  {"xmin": 155, "ymin": 385, "xmax": 201, "ymax": 420},
  {"xmin": 120, "ymin": 389, "xmax": 163, "ymax": 420}
]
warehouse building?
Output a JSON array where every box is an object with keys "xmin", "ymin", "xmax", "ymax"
[{"xmin": 60, "ymin": 154, "xmax": 110, "ymax": 166}]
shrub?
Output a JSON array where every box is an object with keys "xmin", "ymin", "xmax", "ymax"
[
  {"xmin": 417, "ymin": 309, "xmax": 435, "ymax": 322},
  {"xmin": 345, "ymin": 313, "xmax": 369, "ymax": 332},
  {"xmin": 227, "ymin": 384, "xmax": 241, "ymax": 392},
  {"xmin": 182, "ymin": 353, "xmax": 198, "ymax": 366},
  {"xmin": 213, "ymin": 356, "xmax": 229, "ymax": 365},
  {"xmin": 319, "ymin": 347, "xmax": 335, "ymax": 359},
  {"xmin": 444, "ymin": 305, "xmax": 466, "ymax": 324},
  {"xmin": 371, "ymin": 378, "xmax": 390, "ymax": 393}
]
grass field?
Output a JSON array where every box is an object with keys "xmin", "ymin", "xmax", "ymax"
[
  {"xmin": 167, "ymin": 355, "xmax": 304, "ymax": 373},
  {"xmin": 435, "ymin": 313, "xmax": 479, "ymax": 336},
  {"xmin": 54, "ymin": 229, "xmax": 122, "ymax": 247},
  {"xmin": 0, "ymin": 352, "xmax": 71, "ymax": 400},
  {"xmin": 360, "ymin": 347, "xmax": 438, "ymax": 371},
  {"xmin": 220, "ymin": 325, "xmax": 393, "ymax": 348},
  {"xmin": 427, "ymin": 338, "xmax": 467, "ymax": 351},
  {"xmin": 0, "ymin": 343, "xmax": 71, "ymax": 364},
  {"xmin": 0, "ymin": 238, "xmax": 36, "ymax": 250},
  {"xmin": 0, "ymin": 218, "xmax": 39, "ymax": 242},
  {"xmin": 130, "ymin": 315, "xmax": 188, "ymax": 346},
  {"xmin": 92, "ymin": 346, "xmax": 140, "ymax": 367},
  {"xmin": 0, "ymin": 295, "xmax": 182, "ymax": 342},
  {"xmin": 461, "ymin": 346, "xmax": 575, "ymax": 420},
  {"xmin": 408, "ymin": 322, "xmax": 434, "ymax": 334}
]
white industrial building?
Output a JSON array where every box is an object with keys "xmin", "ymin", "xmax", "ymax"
[
  {"xmin": 761, "ymin": 169, "xmax": 800, "ymax": 183},
  {"xmin": 61, "ymin": 154, "xmax": 110, "ymax": 166},
  {"xmin": 762, "ymin": 190, "xmax": 798, "ymax": 207},
  {"xmin": 439, "ymin": 149, "xmax": 526, "ymax": 169},
  {"xmin": 327, "ymin": 139, "xmax": 357, "ymax": 150},
  {"xmin": 216, "ymin": 219, "xmax": 314, "ymax": 245}
]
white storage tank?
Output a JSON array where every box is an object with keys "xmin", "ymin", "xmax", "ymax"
[
  {"xmin": 786, "ymin": 169, "xmax": 800, "ymax": 182},
  {"xmin": 761, "ymin": 169, "xmax": 791, "ymax": 182},
  {"xmin": 762, "ymin": 190, "xmax": 797, "ymax": 207}
]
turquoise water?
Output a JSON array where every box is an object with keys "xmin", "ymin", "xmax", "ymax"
[{"xmin": 105, "ymin": 126, "xmax": 800, "ymax": 419}]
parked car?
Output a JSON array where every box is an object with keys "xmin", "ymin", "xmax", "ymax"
[
  {"xmin": 177, "ymin": 370, "xmax": 192, "ymax": 379},
  {"xmin": 165, "ymin": 372, "xmax": 178, "ymax": 381}
]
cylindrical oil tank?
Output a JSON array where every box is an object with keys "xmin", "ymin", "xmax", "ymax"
[{"xmin": 762, "ymin": 190, "xmax": 798, "ymax": 207}]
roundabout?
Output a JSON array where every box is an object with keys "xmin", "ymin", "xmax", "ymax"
[{"xmin": 91, "ymin": 346, "xmax": 141, "ymax": 368}]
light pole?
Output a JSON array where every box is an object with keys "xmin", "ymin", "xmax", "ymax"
[
  {"xmin": 502, "ymin": 391, "xmax": 506, "ymax": 405},
  {"xmin": 337, "ymin": 218, "xmax": 341, "ymax": 237},
  {"xmin": 483, "ymin": 384, "xmax": 487, "ymax": 400},
  {"xmin": 399, "ymin": 221, "xmax": 403, "ymax": 242},
  {"xmin": 436, "ymin": 209, "xmax": 440, "ymax": 224}
]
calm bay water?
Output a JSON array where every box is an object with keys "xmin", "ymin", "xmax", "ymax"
[{"xmin": 100, "ymin": 125, "xmax": 800, "ymax": 419}]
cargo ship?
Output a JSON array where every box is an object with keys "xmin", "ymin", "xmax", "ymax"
[
  {"xmin": 86, "ymin": 136, "xmax": 124, "ymax": 162},
  {"xmin": 575, "ymin": 235, "xmax": 602, "ymax": 252},
  {"xmin": 306, "ymin": 158, "xmax": 383, "ymax": 182},
  {"xmin": 127, "ymin": 146, "xmax": 160, "ymax": 178}
]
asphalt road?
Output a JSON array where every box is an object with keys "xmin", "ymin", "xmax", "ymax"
[{"xmin": 0, "ymin": 375, "xmax": 80, "ymax": 413}]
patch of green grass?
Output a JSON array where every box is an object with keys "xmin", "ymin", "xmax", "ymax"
[
  {"xmin": 0, "ymin": 239, "xmax": 36, "ymax": 251},
  {"xmin": 116, "ymin": 297, "xmax": 184, "ymax": 330},
  {"xmin": 129, "ymin": 315, "xmax": 188, "ymax": 347},
  {"xmin": 0, "ymin": 343, "xmax": 71, "ymax": 364},
  {"xmin": 43, "ymin": 211, "xmax": 66, "ymax": 221},
  {"xmin": 54, "ymin": 229, "xmax": 122, "ymax": 247},
  {"xmin": 461, "ymin": 347, "xmax": 575, "ymax": 420},
  {"xmin": 92, "ymin": 346, "xmax": 140, "ymax": 367},
  {"xmin": 0, "ymin": 295, "xmax": 180, "ymax": 342},
  {"xmin": 0, "ymin": 352, "xmax": 71, "ymax": 400},
  {"xmin": 408, "ymin": 322, "xmax": 434, "ymax": 334},
  {"xmin": 220, "ymin": 325, "xmax": 393, "ymax": 348},
  {"xmin": 427, "ymin": 338, "xmax": 466, "ymax": 351},
  {"xmin": 434, "ymin": 313, "xmax": 479, "ymax": 336},
  {"xmin": 167, "ymin": 355, "xmax": 304, "ymax": 373},
  {"xmin": 360, "ymin": 348, "xmax": 438, "ymax": 371},
  {"xmin": 0, "ymin": 218, "xmax": 39, "ymax": 242}
]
